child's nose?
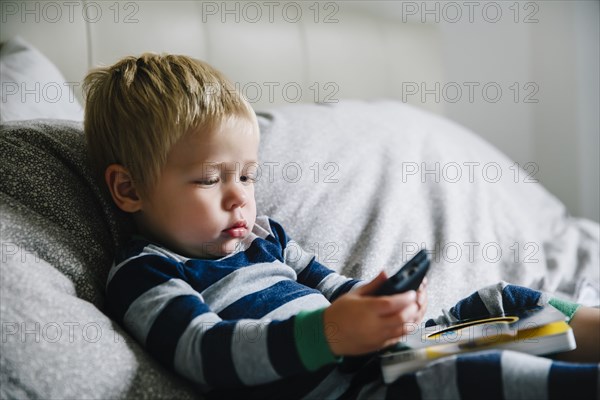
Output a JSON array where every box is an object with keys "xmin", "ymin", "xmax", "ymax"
[{"xmin": 223, "ymin": 181, "xmax": 247, "ymax": 210}]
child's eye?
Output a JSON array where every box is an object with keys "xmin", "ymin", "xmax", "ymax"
[
  {"xmin": 195, "ymin": 177, "xmax": 220, "ymax": 186},
  {"xmin": 241, "ymin": 162, "xmax": 259, "ymax": 184},
  {"xmin": 240, "ymin": 175, "xmax": 256, "ymax": 184}
]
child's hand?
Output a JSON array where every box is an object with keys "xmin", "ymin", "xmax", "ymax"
[
  {"xmin": 323, "ymin": 271, "xmax": 423, "ymax": 356},
  {"xmin": 416, "ymin": 277, "xmax": 428, "ymax": 325}
]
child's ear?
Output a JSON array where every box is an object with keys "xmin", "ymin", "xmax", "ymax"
[{"xmin": 104, "ymin": 164, "xmax": 143, "ymax": 213}]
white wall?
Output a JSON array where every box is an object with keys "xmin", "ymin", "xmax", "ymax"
[
  {"xmin": 528, "ymin": 1, "xmax": 599, "ymax": 223},
  {"xmin": 574, "ymin": 1, "xmax": 599, "ymax": 223},
  {"xmin": 357, "ymin": 1, "xmax": 599, "ymax": 222},
  {"xmin": 385, "ymin": 0, "xmax": 599, "ymax": 222}
]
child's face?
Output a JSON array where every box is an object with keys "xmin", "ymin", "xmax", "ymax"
[{"xmin": 136, "ymin": 116, "xmax": 259, "ymax": 259}]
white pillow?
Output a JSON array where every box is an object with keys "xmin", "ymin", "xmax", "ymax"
[
  {"xmin": 0, "ymin": 36, "xmax": 83, "ymax": 122},
  {"xmin": 255, "ymin": 101, "xmax": 600, "ymax": 314}
]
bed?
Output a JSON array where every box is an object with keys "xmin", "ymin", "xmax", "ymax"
[{"xmin": 1, "ymin": 1, "xmax": 599, "ymax": 399}]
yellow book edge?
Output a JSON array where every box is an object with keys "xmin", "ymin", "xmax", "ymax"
[{"xmin": 426, "ymin": 320, "xmax": 572, "ymax": 359}]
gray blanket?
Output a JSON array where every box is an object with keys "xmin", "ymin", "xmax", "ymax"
[
  {"xmin": 1, "ymin": 101, "xmax": 598, "ymax": 398},
  {"xmin": 256, "ymin": 101, "xmax": 599, "ymax": 315}
]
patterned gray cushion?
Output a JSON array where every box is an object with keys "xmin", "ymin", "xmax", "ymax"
[
  {"xmin": 0, "ymin": 120, "xmax": 127, "ymax": 307},
  {"xmin": 0, "ymin": 120, "xmax": 197, "ymax": 399}
]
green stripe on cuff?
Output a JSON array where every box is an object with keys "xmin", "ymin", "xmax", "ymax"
[
  {"xmin": 294, "ymin": 308, "xmax": 339, "ymax": 371},
  {"xmin": 548, "ymin": 297, "xmax": 581, "ymax": 323}
]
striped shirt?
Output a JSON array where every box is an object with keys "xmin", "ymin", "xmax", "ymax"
[{"xmin": 106, "ymin": 216, "xmax": 360, "ymax": 397}]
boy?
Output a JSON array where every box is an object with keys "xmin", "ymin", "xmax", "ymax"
[{"xmin": 84, "ymin": 54, "xmax": 598, "ymax": 399}]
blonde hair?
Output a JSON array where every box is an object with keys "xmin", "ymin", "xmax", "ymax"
[{"xmin": 83, "ymin": 53, "xmax": 255, "ymax": 197}]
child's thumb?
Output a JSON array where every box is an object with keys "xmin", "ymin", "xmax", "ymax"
[{"xmin": 356, "ymin": 271, "xmax": 388, "ymax": 295}]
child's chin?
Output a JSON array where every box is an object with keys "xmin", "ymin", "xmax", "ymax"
[
  {"xmin": 185, "ymin": 238, "xmax": 244, "ymax": 259},
  {"xmin": 221, "ymin": 239, "xmax": 244, "ymax": 255}
]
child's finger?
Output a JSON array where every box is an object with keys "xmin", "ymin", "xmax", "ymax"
[
  {"xmin": 417, "ymin": 289, "xmax": 427, "ymax": 307},
  {"xmin": 372, "ymin": 291, "xmax": 417, "ymax": 315},
  {"xmin": 355, "ymin": 271, "xmax": 387, "ymax": 295},
  {"xmin": 380, "ymin": 303, "xmax": 419, "ymax": 326}
]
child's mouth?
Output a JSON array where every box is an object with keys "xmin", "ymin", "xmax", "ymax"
[{"xmin": 223, "ymin": 221, "xmax": 247, "ymax": 238}]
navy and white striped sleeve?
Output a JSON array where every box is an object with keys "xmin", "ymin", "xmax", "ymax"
[
  {"xmin": 105, "ymin": 253, "xmax": 325, "ymax": 390},
  {"xmin": 267, "ymin": 218, "xmax": 361, "ymax": 302}
]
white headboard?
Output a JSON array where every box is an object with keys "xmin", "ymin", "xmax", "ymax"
[{"xmin": 0, "ymin": 0, "xmax": 444, "ymax": 113}]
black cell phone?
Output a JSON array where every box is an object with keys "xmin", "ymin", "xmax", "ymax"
[{"xmin": 373, "ymin": 249, "xmax": 430, "ymax": 296}]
